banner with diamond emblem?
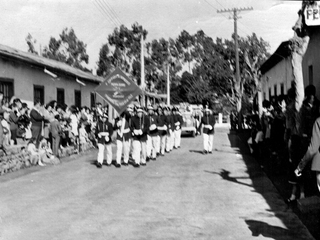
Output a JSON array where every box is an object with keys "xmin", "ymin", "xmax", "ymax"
[{"xmin": 94, "ymin": 67, "xmax": 142, "ymax": 114}]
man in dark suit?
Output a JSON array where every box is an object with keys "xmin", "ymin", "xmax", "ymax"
[{"xmin": 30, "ymin": 99, "xmax": 44, "ymax": 148}]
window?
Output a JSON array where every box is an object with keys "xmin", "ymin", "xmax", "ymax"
[
  {"xmin": 309, "ymin": 65, "xmax": 313, "ymax": 85},
  {"xmin": 0, "ymin": 78, "xmax": 14, "ymax": 104},
  {"xmin": 74, "ymin": 90, "xmax": 81, "ymax": 108},
  {"xmin": 34, "ymin": 85, "xmax": 44, "ymax": 105},
  {"xmin": 90, "ymin": 92, "xmax": 96, "ymax": 108},
  {"xmin": 57, "ymin": 88, "xmax": 65, "ymax": 106},
  {"xmin": 280, "ymin": 83, "xmax": 284, "ymax": 96},
  {"xmin": 274, "ymin": 84, "xmax": 277, "ymax": 97}
]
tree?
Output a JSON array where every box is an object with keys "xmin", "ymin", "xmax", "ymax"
[
  {"xmin": 42, "ymin": 28, "xmax": 90, "ymax": 71},
  {"xmin": 96, "ymin": 43, "xmax": 113, "ymax": 77}
]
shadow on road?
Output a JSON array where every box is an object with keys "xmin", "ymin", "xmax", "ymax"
[
  {"xmin": 245, "ymin": 220, "xmax": 293, "ymax": 239},
  {"xmin": 226, "ymin": 130, "xmax": 315, "ymax": 240},
  {"xmin": 204, "ymin": 169, "xmax": 253, "ymax": 188}
]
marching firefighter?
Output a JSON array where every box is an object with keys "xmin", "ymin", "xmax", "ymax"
[
  {"xmin": 95, "ymin": 113, "xmax": 114, "ymax": 168},
  {"xmin": 122, "ymin": 106, "xmax": 134, "ymax": 166},
  {"xmin": 200, "ymin": 107, "xmax": 216, "ymax": 154},
  {"xmin": 156, "ymin": 107, "xmax": 167, "ymax": 156},
  {"xmin": 114, "ymin": 112, "xmax": 126, "ymax": 168},
  {"xmin": 173, "ymin": 107, "xmax": 183, "ymax": 149},
  {"xmin": 147, "ymin": 105, "xmax": 158, "ymax": 161},
  {"xmin": 131, "ymin": 106, "xmax": 150, "ymax": 167}
]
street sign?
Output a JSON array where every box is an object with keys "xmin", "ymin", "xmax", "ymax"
[
  {"xmin": 304, "ymin": 1, "xmax": 320, "ymax": 26},
  {"xmin": 94, "ymin": 67, "xmax": 142, "ymax": 114}
]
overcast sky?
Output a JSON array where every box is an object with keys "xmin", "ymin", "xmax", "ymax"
[{"xmin": 0, "ymin": 0, "xmax": 301, "ymax": 73}]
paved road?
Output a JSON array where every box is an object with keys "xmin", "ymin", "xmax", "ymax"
[{"xmin": 0, "ymin": 127, "xmax": 314, "ymax": 240}]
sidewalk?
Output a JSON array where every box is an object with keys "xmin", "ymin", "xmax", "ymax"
[{"xmin": 232, "ymin": 128, "xmax": 320, "ymax": 240}]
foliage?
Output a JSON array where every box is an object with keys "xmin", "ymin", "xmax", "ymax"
[
  {"xmin": 42, "ymin": 28, "xmax": 90, "ymax": 71},
  {"xmin": 25, "ymin": 33, "xmax": 38, "ymax": 55}
]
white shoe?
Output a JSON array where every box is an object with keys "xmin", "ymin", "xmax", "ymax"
[{"xmin": 39, "ymin": 162, "xmax": 46, "ymax": 167}]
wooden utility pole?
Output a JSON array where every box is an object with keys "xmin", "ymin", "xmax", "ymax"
[
  {"xmin": 167, "ymin": 41, "xmax": 170, "ymax": 106},
  {"xmin": 140, "ymin": 34, "xmax": 146, "ymax": 107},
  {"xmin": 217, "ymin": 7, "xmax": 253, "ymax": 91}
]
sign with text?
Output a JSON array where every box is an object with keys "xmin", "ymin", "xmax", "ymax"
[
  {"xmin": 95, "ymin": 67, "xmax": 142, "ymax": 114},
  {"xmin": 304, "ymin": 1, "xmax": 320, "ymax": 26}
]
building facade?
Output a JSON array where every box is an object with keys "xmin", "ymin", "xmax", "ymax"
[{"xmin": 0, "ymin": 44, "xmax": 104, "ymax": 108}]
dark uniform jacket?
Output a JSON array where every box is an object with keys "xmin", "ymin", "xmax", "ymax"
[
  {"xmin": 131, "ymin": 114, "xmax": 150, "ymax": 141},
  {"xmin": 148, "ymin": 114, "xmax": 159, "ymax": 136},
  {"xmin": 173, "ymin": 114, "xmax": 184, "ymax": 130},
  {"xmin": 30, "ymin": 109, "xmax": 44, "ymax": 128},
  {"xmin": 157, "ymin": 114, "xmax": 168, "ymax": 136},
  {"xmin": 95, "ymin": 120, "xmax": 113, "ymax": 144},
  {"xmin": 201, "ymin": 114, "xmax": 216, "ymax": 135}
]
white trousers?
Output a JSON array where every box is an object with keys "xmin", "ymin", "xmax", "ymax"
[
  {"xmin": 97, "ymin": 143, "xmax": 112, "ymax": 164},
  {"xmin": 203, "ymin": 133, "xmax": 214, "ymax": 152},
  {"xmin": 166, "ymin": 131, "xmax": 173, "ymax": 152},
  {"xmin": 116, "ymin": 139, "xmax": 123, "ymax": 164},
  {"xmin": 147, "ymin": 135, "xmax": 159, "ymax": 159},
  {"xmin": 160, "ymin": 135, "xmax": 166, "ymax": 154},
  {"xmin": 123, "ymin": 139, "xmax": 131, "ymax": 164},
  {"xmin": 174, "ymin": 129, "xmax": 181, "ymax": 148},
  {"xmin": 132, "ymin": 140, "xmax": 147, "ymax": 164}
]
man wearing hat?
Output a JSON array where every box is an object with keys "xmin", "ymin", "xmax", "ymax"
[
  {"xmin": 173, "ymin": 107, "xmax": 183, "ymax": 149},
  {"xmin": 147, "ymin": 105, "xmax": 158, "ymax": 161},
  {"xmin": 122, "ymin": 106, "xmax": 134, "ymax": 166},
  {"xmin": 131, "ymin": 106, "xmax": 150, "ymax": 167},
  {"xmin": 157, "ymin": 106, "xmax": 168, "ymax": 156},
  {"xmin": 95, "ymin": 113, "xmax": 113, "ymax": 168},
  {"xmin": 200, "ymin": 107, "xmax": 216, "ymax": 154},
  {"xmin": 164, "ymin": 106, "xmax": 174, "ymax": 153}
]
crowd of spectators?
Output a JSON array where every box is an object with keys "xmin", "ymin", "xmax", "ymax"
[
  {"xmin": 245, "ymin": 84, "xmax": 320, "ymax": 202},
  {"xmin": 0, "ymin": 91, "xmax": 105, "ymax": 166}
]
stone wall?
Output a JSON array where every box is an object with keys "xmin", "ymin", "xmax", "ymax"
[{"xmin": 0, "ymin": 142, "xmax": 94, "ymax": 176}]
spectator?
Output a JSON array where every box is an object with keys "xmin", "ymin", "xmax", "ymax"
[
  {"xmin": 38, "ymin": 137, "xmax": 60, "ymax": 165},
  {"xmin": 1, "ymin": 109, "xmax": 11, "ymax": 147},
  {"xmin": 17, "ymin": 103, "xmax": 30, "ymax": 140},
  {"xmin": 49, "ymin": 114, "xmax": 62, "ymax": 158},
  {"xmin": 27, "ymin": 137, "xmax": 45, "ymax": 166},
  {"xmin": 8, "ymin": 100, "xmax": 21, "ymax": 145},
  {"xmin": 30, "ymin": 99, "xmax": 45, "ymax": 148}
]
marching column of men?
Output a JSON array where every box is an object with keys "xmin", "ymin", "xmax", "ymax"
[{"xmin": 95, "ymin": 104, "xmax": 185, "ymax": 168}]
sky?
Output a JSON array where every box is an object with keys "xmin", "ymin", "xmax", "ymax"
[{"xmin": 0, "ymin": 0, "xmax": 302, "ymax": 74}]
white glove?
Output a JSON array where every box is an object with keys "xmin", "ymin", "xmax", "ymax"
[
  {"xmin": 175, "ymin": 122, "xmax": 180, "ymax": 126},
  {"xmin": 105, "ymin": 136, "xmax": 110, "ymax": 142},
  {"xmin": 208, "ymin": 125, "xmax": 213, "ymax": 130},
  {"xmin": 176, "ymin": 126, "xmax": 180, "ymax": 130},
  {"xmin": 134, "ymin": 129, "xmax": 140, "ymax": 135},
  {"xmin": 139, "ymin": 129, "xmax": 143, "ymax": 135},
  {"xmin": 150, "ymin": 124, "xmax": 157, "ymax": 131},
  {"xmin": 164, "ymin": 125, "xmax": 168, "ymax": 130},
  {"xmin": 98, "ymin": 133, "xmax": 101, "ymax": 138},
  {"xmin": 294, "ymin": 168, "xmax": 302, "ymax": 177}
]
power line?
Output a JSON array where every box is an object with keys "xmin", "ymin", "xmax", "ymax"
[
  {"xmin": 97, "ymin": 0, "xmax": 122, "ymax": 26},
  {"xmin": 94, "ymin": 0, "xmax": 119, "ymax": 27},
  {"xmin": 103, "ymin": 0, "xmax": 123, "ymax": 25}
]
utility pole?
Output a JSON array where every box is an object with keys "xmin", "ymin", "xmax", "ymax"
[
  {"xmin": 140, "ymin": 34, "xmax": 145, "ymax": 107},
  {"xmin": 167, "ymin": 41, "xmax": 170, "ymax": 106},
  {"xmin": 217, "ymin": 7, "xmax": 253, "ymax": 87}
]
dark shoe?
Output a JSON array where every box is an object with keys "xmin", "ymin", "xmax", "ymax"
[
  {"xmin": 96, "ymin": 162, "xmax": 102, "ymax": 168},
  {"xmin": 152, "ymin": 158, "xmax": 156, "ymax": 161},
  {"xmin": 133, "ymin": 163, "xmax": 140, "ymax": 168},
  {"xmin": 141, "ymin": 163, "xmax": 146, "ymax": 166},
  {"xmin": 208, "ymin": 151, "xmax": 212, "ymax": 154},
  {"xmin": 203, "ymin": 150, "xmax": 208, "ymax": 154},
  {"xmin": 146, "ymin": 157, "xmax": 150, "ymax": 162},
  {"xmin": 115, "ymin": 163, "xmax": 121, "ymax": 168},
  {"xmin": 106, "ymin": 163, "xmax": 112, "ymax": 167},
  {"xmin": 156, "ymin": 153, "xmax": 160, "ymax": 157},
  {"xmin": 122, "ymin": 163, "xmax": 128, "ymax": 166},
  {"xmin": 161, "ymin": 153, "xmax": 165, "ymax": 156}
]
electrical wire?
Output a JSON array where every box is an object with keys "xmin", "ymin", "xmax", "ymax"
[{"xmin": 96, "ymin": 0, "xmax": 122, "ymax": 26}]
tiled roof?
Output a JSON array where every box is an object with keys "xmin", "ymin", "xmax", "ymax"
[{"xmin": 0, "ymin": 44, "xmax": 104, "ymax": 83}]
